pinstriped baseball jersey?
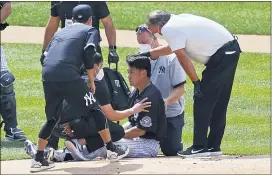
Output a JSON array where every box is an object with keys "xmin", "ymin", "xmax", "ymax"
[
  {"xmin": 118, "ymin": 82, "xmax": 166, "ymax": 158},
  {"xmin": 115, "ymin": 137, "xmax": 159, "ymax": 158},
  {"xmin": 128, "ymin": 82, "xmax": 166, "ymax": 141}
]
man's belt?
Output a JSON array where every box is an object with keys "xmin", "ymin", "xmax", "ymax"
[
  {"xmin": 56, "ymin": 122, "xmax": 74, "ymax": 137},
  {"xmin": 56, "ymin": 118, "xmax": 83, "ymax": 137}
]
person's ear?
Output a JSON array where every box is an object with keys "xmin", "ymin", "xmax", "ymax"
[
  {"xmin": 141, "ymin": 70, "xmax": 147, "ymax": 78},
  {"xmin": 158, "ymin": 25, "xmax": 163, "ymax": 35},
  {"xmin": 87, "ymin": 17, "xmax": 92, "ymax": 25}
]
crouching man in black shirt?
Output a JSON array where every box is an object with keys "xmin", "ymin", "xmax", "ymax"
[
  {"xmin": 31, "ymin": 5, "xmax": 128, "ymax": 173},
  {"xmin": 24, "ymin": 53, "xmax": 150, "ymax": 162},
  {"xmin": 114, "ymin": 55, "xmax": 167, "ymax": 158}
]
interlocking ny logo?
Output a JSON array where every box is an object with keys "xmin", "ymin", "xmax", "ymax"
[
  {"xmin": 114, "ymin": 80, "xmax": 120, "ymax": 87},
  {"xmin": 84, "ymin": 92, "xmax": 96, "ymax": 106},
  {"xmin": 159, "ymin": 66, "xmax": 166, "ymax": 74}
]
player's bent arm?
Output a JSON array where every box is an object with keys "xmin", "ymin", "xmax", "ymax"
[
  {"xmin": 101, "ymin": 104, "xmax": 134, "ymax": 121},
  {"xmin": 165, "ymin": 84, "xmax": 184, "ymax": 105},
  {"xmin": 101, "ymin": 97, "xmax": 151, "ymax": 121},
  {"xmin": 101, "ymin": 15, "xmax": 116, "ymax": 46},
  {"xmin": 1, "ymin": 2, "xmax": 11, "ymax": 23},
  {"xmin": 124, "ymin": 126, "xmax": 146, "ymax": 139},
  {"xmin": 42, "ymin": 16, "xmax": 60, "ymax": 50},
  {"xmin": 173, "ymin": 49, "xmax": 199, "ymax": 82}
]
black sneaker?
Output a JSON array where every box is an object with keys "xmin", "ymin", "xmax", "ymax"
[
  {"xmin": 30, "ymin": 158, "xmax": 55, "ymax": 173},
  {"xmin": 208, "ymin": 147, "xmax": 223, "ymax": 156},
  {"xmin": 106, "ymin": 144, "xmax": 129, "ymax": 162},
  {"xmin": 177, "ymin": 146, "xmax": 210, "ymax": 158},
  {"xmin": 5, "ymin": 127, "xmax": 27, "ymax": 141}
]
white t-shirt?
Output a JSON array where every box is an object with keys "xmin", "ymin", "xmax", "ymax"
[{"xmin": 161, "ymin": 14, "xmax": 234, "ymax": 64}]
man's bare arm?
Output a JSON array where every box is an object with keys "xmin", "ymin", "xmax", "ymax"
[
  {"xmin": 150, "ymin": 44, "xmax": 172, "ymax": 58},
  {"xmin": 124, "ymin": 126, "xmax": 146, "ymax": 139},
  {"xmin": 165, "ymin": 84, "xmax": 184, "ymax": 106},
  {"xmin": 101, "ymin": 15, "xmax": 116, "ymax": 46},
  {"xmin": 1, "ymin": 2, "xmax": 11, "ymax": 23},
  {"xmin": 101, "ymin": 98, "xmax": 151, "ymax": 121},
  {"xmin": 174, "ymin": 49, "xmax": 199, "ymax": 81},
  {"xmin": 101, "ymin": 104, "xmax": 134, "ymax": 121},
  {"xmin": 42, "ymin": 16, "xmax": 60, "ymax": 50}
]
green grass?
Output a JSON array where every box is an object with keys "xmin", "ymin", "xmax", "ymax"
[
  {"xmin": 0, "ymin": 43, "xmax": 270, "ymax": 160},
  {"xmin": 7, "ymin": 2, "xmax": 271, "ymax": 35}
]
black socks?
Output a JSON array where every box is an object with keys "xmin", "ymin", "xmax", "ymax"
[
  {"xmin": 35, "ymin": 150, "xmax": 44, "ymax": 162},
  {"xmin": 105, "ymin": 141, "xmax": 115, "ymax": 151}
]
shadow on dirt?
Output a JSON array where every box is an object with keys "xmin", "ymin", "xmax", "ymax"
[{"xmin": 48, "ymin": 161, "xmax": 143, "ymax": 174}]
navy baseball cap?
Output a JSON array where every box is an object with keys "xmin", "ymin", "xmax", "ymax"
[{"xmin": 72, "ymin": 4, "xmax": 92, "ymax": 22}]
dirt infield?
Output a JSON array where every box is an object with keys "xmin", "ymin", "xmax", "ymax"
[
  {"xmin": 1, "ymin": 26, "xmax": 271, "ymax": 53},
  {"xmin": 1, "ymin": 156, "xmax": 270, "ymax": 174}
]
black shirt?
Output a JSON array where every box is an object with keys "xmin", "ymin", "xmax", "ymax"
[
  {"xmin": 51, "ymin": 1, "xmax": 110, "ymax": 40},
  {"xmin": 42, "ymin": 23, "xmax": 99, "ymax": 82},
  {"xmin": 128, "ymin": 82, "xmax": 167, "ymax": 141},
  {"xmin": 94, "ymin": 79, "xmax": 111, "ymax": 106},
  {"xmin": 58, "ymin": 78, "xmax": 110, "ymax": 123}
]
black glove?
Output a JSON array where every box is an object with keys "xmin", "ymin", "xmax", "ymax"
[
  {"xmin": 0, "ymin": 22, "xmax": 9, "ymax": 31},
  {"xmin": 108, "ymin": 46, "xmax": 119, "ymax": 64},
  {"xmin": 193, "ymin": 80, "xmax": 204, "ymax": 99},
  {"xmin": 40, "ymin": 50, "xmax": 45, "ymax": 66}
]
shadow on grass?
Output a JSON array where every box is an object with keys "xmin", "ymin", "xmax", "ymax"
[
  {"xmin": 0, "ymin": 139, "xmax": 25, "ymax": 149},
  {"xmin": 48, "ymin": 161, "xmax": 143, "ymax": 174}
]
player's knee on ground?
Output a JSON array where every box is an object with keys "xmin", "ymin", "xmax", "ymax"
[
  {"xmin": 160, "ymin": 142, "xmax": 183, "ymax": 156},
  {"xmin": 161, "ymin": 147, "xmax": 178, "ymax": 156}
]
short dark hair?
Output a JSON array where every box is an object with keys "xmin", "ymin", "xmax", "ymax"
[
  {"xmin": 93, "ymin": 52, "xmax": 103, "ymax": 65},
  {"xmin": 126, "ymin": 55, "xmax": 151, "ymax": 78}
]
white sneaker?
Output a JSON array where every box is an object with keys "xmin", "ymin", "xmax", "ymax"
[
  {"xmin": 30, "ymin": 159, "xmax": 55, "ymax": 173},
  {"xmin": 24, "ymin": 140, "xmax": 37, "ymax": 159},
  {"xmin": 65, "ymin": 139, "xmax": 87, "ymax": 161},
  {"xmin": 53, "ymin": 150, "xmax": 67, "ymax": 162},
  {"xmin": 46, "ymin": 148, "xmax": 66, "ymax": 162},
  {"xmin": 83, "ymin": 146, "xmax": 107, "ymax": 160},
  {"xmin": 106, "ymin": 144, "xmax": 129, "ymax": 162},
  {"xmin": 208, "ymin": 148, "xmax": 223, "ymax": 156}
]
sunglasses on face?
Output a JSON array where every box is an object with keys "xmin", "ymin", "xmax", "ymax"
[{"xmin": 135, "ymin": 25, "xmax": 152, "ymax": 33}]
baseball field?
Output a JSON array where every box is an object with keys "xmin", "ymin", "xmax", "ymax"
[{"xmin": 0, "ymin": 1, "xmax": 270, "ymax": 174}]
